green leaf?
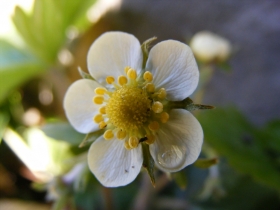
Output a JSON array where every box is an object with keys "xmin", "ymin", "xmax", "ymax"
[
  {"xmin": 259, "ymin": 120, "xmax": 280, "ymax": 152},
  {"xmin": 142, "ymin": 144, "xmax": 155, "ymax": 186},
  {"xmin": 42, "ymin": 122, "xmax": 85, "ymax": 145},
  {"xmin": 0, "ymin": 40, "xmax": 44, "ymax": 104},
  {"xmin": 172, "ymin": 169, "xmax": 188, "ymax": 190},
  {"xmin": 12, "ymin": 0, "xmax": 97, "ymax": 63},
  {"xmin": 79, "ymin": 130, "xmax": 104, "ymax": 148},
  {"xmin": 197, "ymin": 107, "xmax": 280, "ymax": 191},
  {"xmin": 194, "ymin": 157, "xmax": 219, "ymax": 169}
]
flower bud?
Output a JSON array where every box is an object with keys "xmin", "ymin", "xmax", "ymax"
[{"xmin": 190, "ymin": 31, "xmax": 231, "ymax": 63}]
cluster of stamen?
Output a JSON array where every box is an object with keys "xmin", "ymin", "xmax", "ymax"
[{"xmin": 92, "ymin": 66, "xmax": 169, "ymax": 150}]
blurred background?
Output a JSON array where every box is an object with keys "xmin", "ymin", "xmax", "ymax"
[{"xmin": 0, "ymin": 0, "xmax": 280, "ymax": 209}]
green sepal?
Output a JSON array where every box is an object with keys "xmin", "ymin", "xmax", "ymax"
[
  {"xmin": 194, "ymin": 157, "xmax": 219, "ymax": 169},
  {"xmin": 141, "ymin": 37, "xmax": 157, "ymax": 69},
  {"xmin": 169, "ymin": 97, "xmax": 214, "ymax": 111},
  {"xmin": 142, "ymin": 143, "xmax": 155, "ymax": 187},
  {"xmin": 171, "ymin": 169, "xmax": 188, "ymax": 190},
  {"xmin": 78, "ymin": 67, "xmax": 94, "ymax": 80},
  {"xmin": 79, "ymin": 130, "xmax": 104, "ymax": 148}
]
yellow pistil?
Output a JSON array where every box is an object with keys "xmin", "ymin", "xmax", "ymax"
[
  {"xmin": 94, "ymin": 87, "xmax": 107, "ymax": 95},
  {"xmin": 106, "ymin": 76, "xmax": 115, "ymax": 84},
  {"xmin": 152, "ymin": 101, "xmax": 163, "ymax": 113},
  {"xmin": 118, "ymin": 75, "xmax": 128, "ymax": 86},
  {"xmin": 104, "ymin": 129, "xmax": 114, "ymax": 140},
  {"xmin": 106, "ymin": 86, "xmax": 151, "ymax": 131},
  {"xmin": 143, "ymin": 71, "xmax": 153, "ymax": 82},
  {"xmin": 93, "ymin": 96, "xmax": 104, "ymax": 105}
]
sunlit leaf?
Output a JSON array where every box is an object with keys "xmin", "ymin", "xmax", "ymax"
[
  {"xmin": 0, "ymin": 40, "xmax": 44, "ymax": 104},
  {"xmin": 12, "ymin": 0, "xmax": 97, "ymax": 63}
]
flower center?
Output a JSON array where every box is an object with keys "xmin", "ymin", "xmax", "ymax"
[
  {"xmin": 92, "ymin": 67, "xmax": 170, "ymax": 150},
  {"xmin": 106, "ymin": 86, "xmax": 151, "ymax": 131}
]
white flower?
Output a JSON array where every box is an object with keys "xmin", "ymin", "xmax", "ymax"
[
  {"xmin": 64, "ymin": 32, "xmax": 203, "ymax": 187},
  {"xmin": 190, "ymin": 31, "xmax": 232, "ymax": 63}
]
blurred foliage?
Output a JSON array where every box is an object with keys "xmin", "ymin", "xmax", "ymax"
[
  {"xmin": 0, "ymin": 40, "xmax": 44, "ymax": 104},
  {"xmin": 42, "ymin": 123, "xmax": 85, "ymax": 146},
  {"xmin": 0, "ymin": 0, "xmax": 97, "ymax": 105},
  {"xmin": 198, "ymin": 107, "xmax": 280, "ymax": 192},
  {"xmin": 12, "ymin": 0, "xmax": 96, "ymax": 63}
]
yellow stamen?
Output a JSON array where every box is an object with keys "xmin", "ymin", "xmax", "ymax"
[
  {"xmin": 99, "ymin": 121, "xmax": 107, "ymax": 129},
  {"xmin": 116, "ymin": 129, "xmax": 126, "ymax": 140},
  {"xmin": 94, "ymin": 87, "xmax": 107, "ymax": 95},
  {"xmin": 93, "ymin": 114, "xmax": 103, "ymax": 123},
  {"xmin": 145, "ymin": 134, "xmax": 156, "ymax": 145},
  {"xmin": 103, "ymin": 129, "xmax": 114, "ymax": 140},
  {"xmin": 148, "ymin": 121, "xmax": 160, "ymax": 131},
  {"xmin": 124, "ymin": 66, "xmax": 131, "ymax": 75},
  {"xmin": 160, "ymin": 112, "xmax": 169, "ymax": 123},
  {"xmin": 118, "ymin": 75, "xmax": 128, "ymax": 86},
  {"xmin": 106, "ymin": 76, "xmax": 115, "ymax": 84},
  {"xmin": 152, "ymin": 101, "xmax": 163, "ymax": 113},
  {"xmin": 124, "ymin": 140, "xmax": 131, "ymax": 150},
  {"xmin": 143, "ymin": 71, "xmax": 153, "ymax": 82},
  {"xmin": 157, "ymin": 88, "xmax": 166, "ymax": 99},
  {"xmin": 99, "ymin": 106, "xmax": 106, "ymax": 114},
  {"xmin": 145, "ymin": 83, "xmax": 155, "ymax": 93},
  {"xmin": 127, "ymin": 68, "xmax": 137, "ymax": 80},
  {"xmin": 129, "ymin": 136, "xmax": 138, "ymax": 148},
  {"xmin": 93, "ymin": 96, "xmax": 104, "ymax": 105}
]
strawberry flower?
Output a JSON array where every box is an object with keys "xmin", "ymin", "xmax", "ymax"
[{"xmin": 64, "ymin": 32, "xmax": 203, "ymax": 187}]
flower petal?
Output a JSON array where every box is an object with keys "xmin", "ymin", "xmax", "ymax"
[
  {"xmin": 146, "ymin": 40, "xmax": 199, "ymax": 101},
  {"xmin": 150, "ymin": 109, "xmax": 203, "ymax": 172},
  {"xmin": 63, "ymin": 79, "xmax": 101, "ymax": 133},
  {"xmin": 88, "ymin": 137, "xmax": 143, "ymax": 187},
  {"xmin": 87, "ymin": 31, "xmax": 143, "ymax": 86}
]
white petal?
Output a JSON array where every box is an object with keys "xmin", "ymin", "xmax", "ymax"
[
  {"xmin": 87, "ymin": 31, "xmax": 143, "ymax": 86},
  {"xmin": 146, "ymin": 40, "xmax": 199, "ymax": 101},
  {"xmin": 150, "ymin": 109, "xmax": 203, "ymax": 172},
  {"xmin": 63, "ymin": 79, "xmax": 101, "ymax": 133},
  {"xmin": 88, "ymin": 137, "xmax": 143, "ymax": 187}
]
